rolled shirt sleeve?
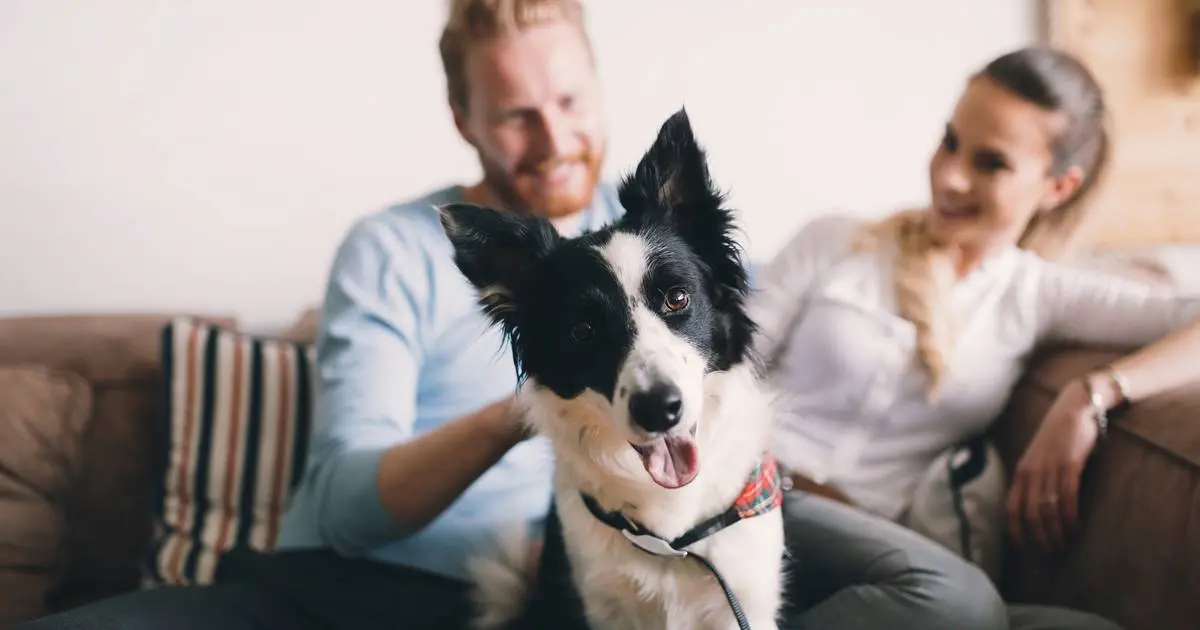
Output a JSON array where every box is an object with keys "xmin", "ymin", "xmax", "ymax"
[{"xmin": 299, "ymin": 218, "xmax": 432, "ymax": 555}]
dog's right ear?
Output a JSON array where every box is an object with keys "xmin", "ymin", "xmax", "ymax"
[{"xmin": 437, "ymin": 203, "xmax": 560, "ymax": 324}]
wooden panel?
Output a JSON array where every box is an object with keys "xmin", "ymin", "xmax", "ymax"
[{"xmin": 1048, "ymin": 0, "xmax": 1200, "ymax": 250}]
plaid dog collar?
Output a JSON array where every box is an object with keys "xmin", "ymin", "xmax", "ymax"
[{"xmin": 579, "ymin": 453, "xmax": 783, "ymax": 554}]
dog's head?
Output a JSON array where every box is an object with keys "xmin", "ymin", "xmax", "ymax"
[{"xmin": 440, "ymin": 108, "xmax": 754, "ymax": 490}]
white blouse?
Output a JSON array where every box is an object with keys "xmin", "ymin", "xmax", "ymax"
[{"xmin": 749, "ymin": 214, "xmax": 1200, "ymax": 520}]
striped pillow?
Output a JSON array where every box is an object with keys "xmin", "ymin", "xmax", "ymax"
[{"xmin": 146, "ymin": 317, "xmax": 314, "ymax": 586}]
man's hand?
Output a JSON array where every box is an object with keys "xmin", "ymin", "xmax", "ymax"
[{"xmin": 485, "ymin": 395, "xmax": 535, "ymax": 447}]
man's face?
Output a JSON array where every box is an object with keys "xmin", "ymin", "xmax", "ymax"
[{"xmin": 454, "ymin": 20, "xmax": 606, "ymax": 218}]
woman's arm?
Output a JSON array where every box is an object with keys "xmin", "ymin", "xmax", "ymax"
[
  {"xmin": 1036, "ymin": 259, "xmax": 1200, "ymax": 352},
  {"xmin": 747, "ymin": 214, "xmax": 860, "ymax": 366},
  {"xmin": 1089, "ymin": 320, "xmax": 1200, "ymax": 407},
  {"xmin": 1036, "ymin": 258, "xmax": 1200, "ymax": 428},
  {"xmin": 1009, "ymin": 261, "xmax": 1200, "ymax": 555}
]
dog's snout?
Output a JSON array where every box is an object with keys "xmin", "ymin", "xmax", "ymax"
[{"xmin": 628, "ymin": 383, "xmax": 683, "ymax": 433}]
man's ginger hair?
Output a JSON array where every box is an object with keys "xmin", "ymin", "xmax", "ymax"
[{"xmin": 439, "ymin": 0, "xmax": 591, "ymax": 110}]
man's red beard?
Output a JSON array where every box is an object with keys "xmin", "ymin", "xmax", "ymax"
[{"xmin": 480, "ymin": 145, "xmax": 605, "ymax": 219}]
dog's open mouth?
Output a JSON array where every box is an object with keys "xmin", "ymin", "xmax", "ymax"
[{"xmin": 630, "ymin": 428, "xmax": 699, "ymax": 489}]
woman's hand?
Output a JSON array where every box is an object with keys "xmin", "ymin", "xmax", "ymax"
[{"xmin": 1005, "ymin": 377, "xmax": 1103, "ymax": 555}]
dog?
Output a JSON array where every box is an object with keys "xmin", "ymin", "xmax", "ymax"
[{"xmin": 439, "ymin": 108, "xmax": 786, "ymax": 630}]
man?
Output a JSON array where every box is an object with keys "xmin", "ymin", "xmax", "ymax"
[
  {"xmin": 19, "ymin": 2, "xmax": 623, "ymax": 629},
  {"xmin": 265, "ymin": 0, "xmax": 625, "ymax": 619}
]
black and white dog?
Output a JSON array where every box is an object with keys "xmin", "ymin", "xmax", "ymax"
[{"xmin": 440, "ymin": 109, "xmax": 785, "ymax": 630}]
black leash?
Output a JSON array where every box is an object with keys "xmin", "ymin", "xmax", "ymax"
[{"xmin": 579, "ymin": 493, "xmax": 752, "ymax": 630}]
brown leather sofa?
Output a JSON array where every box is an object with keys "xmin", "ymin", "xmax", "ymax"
[
  {"xmin": 0, "ymin": 312, "xmax": 1196, "ymax": 630},
  {"xmin": 0, "ymin": 315, "xmax": 234, "ymax": 626}
]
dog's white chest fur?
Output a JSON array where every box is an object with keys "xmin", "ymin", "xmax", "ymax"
[
  {"xmin": 465, "ymin": 367, "xmax": 786, "ymax": 630},
  {"xmin": 558, "ymin": 479, "xmax": 784, "ymax": 630},
  {"xmin": 493, "ymin": 366, "xmax": 784, "ymax": 630}
]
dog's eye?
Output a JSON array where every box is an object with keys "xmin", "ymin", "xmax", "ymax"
[
  {"xmin": 569, "ymin": 321, "xmax": 594, "ymax": 343},
  {"xmin": 663, "ymin": 288, "xmax": 690, "ymax": 313}
]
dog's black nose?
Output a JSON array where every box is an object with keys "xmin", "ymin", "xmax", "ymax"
[{"xmin": 628, "ymin": 383, "xmax": 683, "ymax": 433}]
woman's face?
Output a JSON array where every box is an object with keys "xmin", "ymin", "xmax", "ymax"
[{"xmin": 926, "ymin": 75, "xmax": 1083, "ymax": 255}]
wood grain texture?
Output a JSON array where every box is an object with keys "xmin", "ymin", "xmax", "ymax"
[{"xmin": 1047, "ymin": 0, "xmax": 1200, "ymax": 250}]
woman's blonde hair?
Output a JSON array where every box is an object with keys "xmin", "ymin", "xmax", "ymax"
[{"xmin": 862, "ymin": 46, "xmax": 1111, "ymax": 400}]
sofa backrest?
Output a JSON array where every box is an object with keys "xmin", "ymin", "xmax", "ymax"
[{"xmin": 0, "ymin": 314, "xmax": 234, "ymax": 615}]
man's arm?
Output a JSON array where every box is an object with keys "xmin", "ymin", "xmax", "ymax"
[
  {"xmin": 375, "ymin": 395, "xmax": 526, "ymax": 531},
  {"xmin": 304, "ymin": 218, "xmax": 525, "ymax": 555}
]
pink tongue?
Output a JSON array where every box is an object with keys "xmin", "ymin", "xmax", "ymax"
[{"xmin": 635, "ymin": 435, "xmax": 700, "ymax": 489}]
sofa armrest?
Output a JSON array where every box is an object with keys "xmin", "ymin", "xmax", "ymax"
[{"xmin": 991, "ymin": 345, "xmax": 1200, "ymax": 630}]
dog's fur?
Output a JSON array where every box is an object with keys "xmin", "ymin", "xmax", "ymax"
[{"xmin": 440, "ymin": 109, "xmax": 785, "ymax": 630}]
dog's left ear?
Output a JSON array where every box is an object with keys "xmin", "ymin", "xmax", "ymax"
[
  {"xmin": 438, "ymin": 202, "xmax": 560, "ymax": 325},
  {"xmin": 618, "ymin": 109, "xmax": 741, "ymax": 272},
  {"xmin": 619, "ymin": 108, "xmax": 748, "ymax": 286},
  {"xmin": 619, "ymin": 108, "xmax": 756, "ymax": 366},
  {"xmin": 619, "ymin": 108, "xmax": 722, "ymax": 223}
]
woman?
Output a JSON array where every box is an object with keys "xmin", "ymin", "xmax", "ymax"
[{"xmin": 752, "ymin": 46, "xmax": 1200, "ymax": 630}]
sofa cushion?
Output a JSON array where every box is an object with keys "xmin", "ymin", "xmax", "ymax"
[
  {"xmin": 146, "ymin": 318, "xmax": 315, "ymax": 586},
  {"xmin": 0, "ymin": 366, "xmax": 91, "ymax": 627}
]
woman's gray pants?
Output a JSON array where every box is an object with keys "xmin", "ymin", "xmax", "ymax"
[{"xmin": 779, "ymin": 491, "xmax": 1123, "ymax": 630}]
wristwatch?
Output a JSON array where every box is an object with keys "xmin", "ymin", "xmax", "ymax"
[{"xmin": 1082, "ymin": 366, "xmax": 1131, "ymax": 436}]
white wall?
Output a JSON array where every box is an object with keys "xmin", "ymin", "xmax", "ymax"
[{"xmin": 0, "ymin": 1, "xmax": 1038, "ymax": 332}]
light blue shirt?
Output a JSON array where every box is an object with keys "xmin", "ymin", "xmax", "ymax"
[{"xmin": 276, "ymin": 183, "xmax": 627, "ymax": 582}]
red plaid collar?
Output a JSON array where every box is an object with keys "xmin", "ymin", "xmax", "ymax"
[
  {"xmin": 731, "ymin": 454, "xmax": 784, "ymax": 520},
  {"xmin": 579, "ymin": 453, "xmax": 783, "ymax": 554}
]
